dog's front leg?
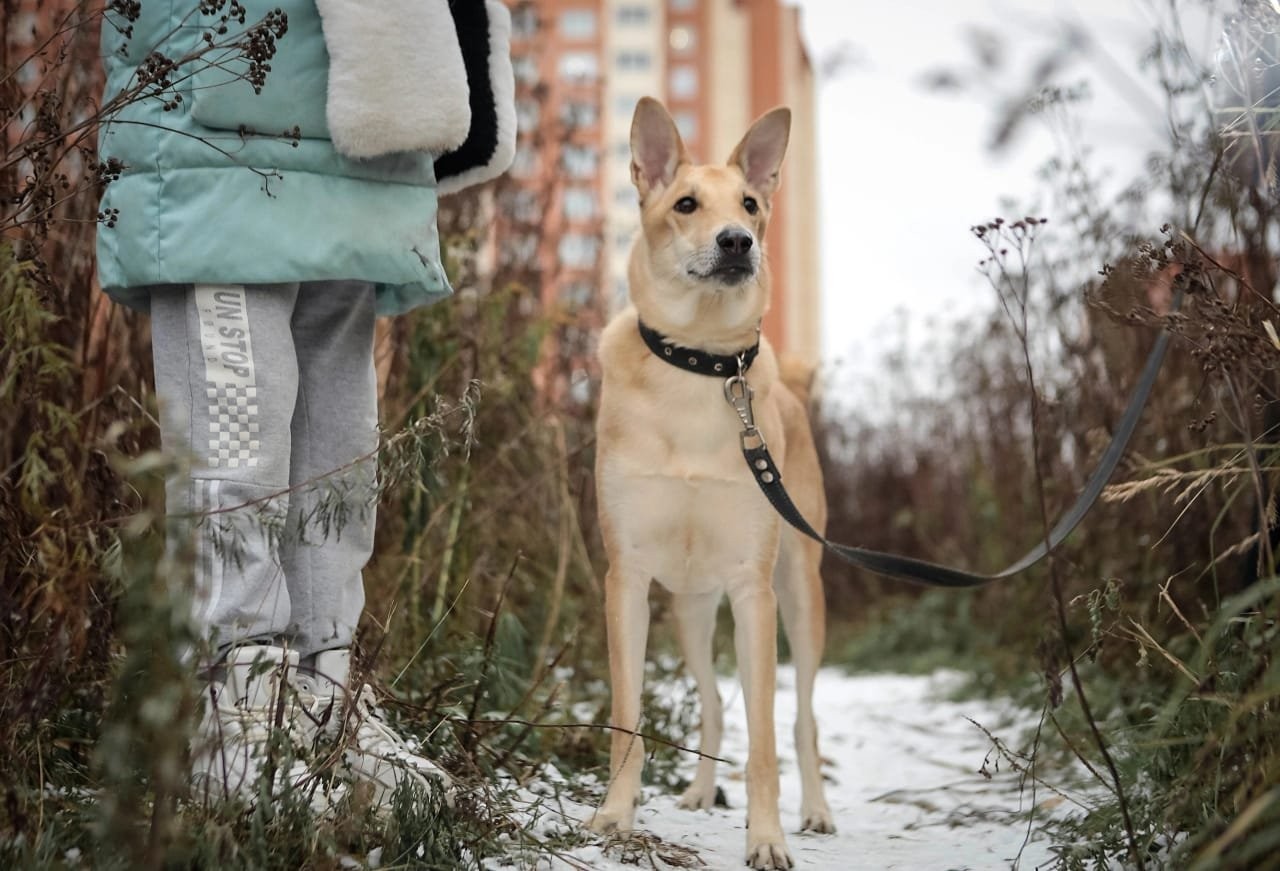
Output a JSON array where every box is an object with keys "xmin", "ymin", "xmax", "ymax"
[
  {"xmin": 776, "ymin": 536, "xmax": 835, "ymax": 834},
  {"xmin": 589, "ymin": 569, "xmax": 651, "ymax": 834},
  {"xmin": 673, "ymin": 590, "xmax": 725, "ymax": 811},
  {"xmin": 731, "ymin": 583, "xmax": 793, "ymax": 870}
]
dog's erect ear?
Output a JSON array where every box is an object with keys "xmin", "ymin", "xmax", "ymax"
[
  {"xmin": 728, "ymin": 107, "xmax": 791, "ymax": 200},
  {"xmin": 630, "ymin": 97, "xmax": 689, "ymax": 199}
]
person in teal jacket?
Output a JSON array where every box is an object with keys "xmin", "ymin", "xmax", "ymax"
[{"xmin": 97, "ymin": 0, "xmax": 515, "ymax": 808}]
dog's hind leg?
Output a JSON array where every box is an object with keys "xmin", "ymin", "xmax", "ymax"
[
  {"xmin": 589, "ymin": 570, "xmax": 651, "ymax": 834},
  {"xmin": 776, "ymin": 533, "xmax": 835, "ymax": 834},
  {"xmin": 672, "ymin": 590, "xmax": 724, "ymax": 811}
]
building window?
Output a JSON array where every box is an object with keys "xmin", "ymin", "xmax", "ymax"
[
  {"xmin": 562, "ymin": 281, "xmax": 594, "ymax": 307},
  {"xmin": 613, "ymin": 140, "xmax": 632, "ymax": 159},
  {"xmin": 669, "ymin": 65, "xmax": 698, "ymax": 99},
  {"xmin": 617, "ymin": 5, "xmax": 651, "ymax": 25},
  {"xmin": 512, "ymin": 55, "xmax": 539, "ymax": 85},
  {"xmin": 502, "ymin": 233, "xmax": 539, "ymax": 268},
  {"xmin": 616, "ymin": 50, "xmax": 651, "ymax": 71},
  {"xmin": 669, "ymin": 0, "xmax": 696, "ymax": 11},
  {"xmin": 615, "ymin": 94, "xmax": 641, "ymax": 117},
  {"xmin": 559, "ymin": 234, "xmax": 601, "ymax": 269},
  {"xmin": 568, "ymin": 368, "xmax": 593, "ymax": 405},
  {"xmin": 562, "ymin": 187, "xmax": 599, "ymax": 221},
  {"xmin": 501, "ymin": 189, "xmax": 541, "ymax": 223},
  {"xmin": 511, "ymin": 4, "xmax": 539, "ymax": 37},
  {"xmin": 516, "ymin": 99, "xmax": 541, "ymax": 132},
  {"xmin": 669, "ymin": 26, "xmax": 696, "ymax": 53},
  {"xmin": 673, "ymin": 110, "xmax": 698, "ymax": 141},
  {"xmin": 511, "ymin": 145, "xmax": 539, "ymax": 178},
  {"xmin": 560, "ymin": 100, "xmax": 599, "ymax": 128},
  {"xmin": 561, "ymin": 326, "xmax": 592, "ymax": 357},
  {"xmin": 560, "ymin": 9, "xmax": 597, "ymax": 40},
  {"xmin": 615, "ymin": 185, "xmax": 637, "ymax": 206},
  {"xmin": 561, "ymin": 145, "xmax": 599, "ymax": 178},
  {"xmin": 559, "ymin": 51, "xmax": 599, "ymax": 80}
]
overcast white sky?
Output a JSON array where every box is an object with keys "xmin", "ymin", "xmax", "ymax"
[{"xmin": 791, "ymin": 0, "xmax": 1222, "ymax": 398}]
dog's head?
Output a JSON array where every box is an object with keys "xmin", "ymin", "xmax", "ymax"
[{"xmin": 627, "ymin": 98, "xmax": 790, "ymax": 327}]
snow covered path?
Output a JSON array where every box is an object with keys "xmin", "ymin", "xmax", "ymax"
[{"xmin": 501, "ymin": 669, "xmax": 1062, "ymax": 871}]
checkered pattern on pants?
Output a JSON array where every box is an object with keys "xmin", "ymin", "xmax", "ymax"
[{"xmin": 206, "ymin": 382, "xmax": 261, "ymax": 469}]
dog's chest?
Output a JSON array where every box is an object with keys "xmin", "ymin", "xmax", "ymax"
[
  {"xmin": 597, "ymin": 372, "xmax": 781, "ymax": 592},
  {"xmin": 605, "ymin": 370, "xmax": 748, "ymax": 480}
]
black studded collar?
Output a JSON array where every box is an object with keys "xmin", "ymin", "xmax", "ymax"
[{"xmin": 638, "ymin": 320, "xmax": 760, "ymax": 377}]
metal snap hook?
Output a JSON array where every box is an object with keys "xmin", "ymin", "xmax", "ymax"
[{"xmin": 724, "ymin": 374, "xmax": 765, "ymax": 451}]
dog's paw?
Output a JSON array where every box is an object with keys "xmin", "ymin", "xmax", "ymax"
[
  {"xmin": 587, "ymin": 804, "xmax": 635, "ymax": 835},
  {"xmin": 676, "ymin": 781, "xmax": 719, "ymax": 811},
  {"xmin": 799, "ymin": 803, "xmax": 835, "ymax": 834},
  {"xmin": 745, "ymin": 841, "xmax": 795, "ymax": 870}
]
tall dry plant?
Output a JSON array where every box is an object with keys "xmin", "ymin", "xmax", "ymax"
[
  {"xmin": 3, "ymin": 2, "xmax": 682, "ymax": 866},
  {"xmin": 815, "ymin": 2, "xmax": 1280, "ymax": 866},
  {"xmin": 3, "ymin": 0, "xmax": 145, "ymax": 788}
]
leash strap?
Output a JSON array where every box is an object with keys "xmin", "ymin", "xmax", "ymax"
[{"xmin": 736, "ymin": 307, "xmax": 1178, "ymax": 587}]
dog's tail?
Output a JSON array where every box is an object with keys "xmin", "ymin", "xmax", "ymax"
[{"xmin": 777, "ymin": 354, "xmax": 819, "ymax": 410}]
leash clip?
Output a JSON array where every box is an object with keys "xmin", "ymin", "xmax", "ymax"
[{"xmin": 724, "ymin": 374, "xmax": 766, "ymax": 450}]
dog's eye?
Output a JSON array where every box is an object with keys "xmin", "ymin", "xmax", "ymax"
[
  {"xmin": 674, "ymin": 196, "xmax": 698, "ymax": 214},
  {"xmin": 743, "ymin": 196, "xmax": 759, "ymax": 215}
]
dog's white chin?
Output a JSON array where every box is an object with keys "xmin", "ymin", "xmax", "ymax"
[
  {"xmin": 684, "ymin": 268, "xmax": 757, "ymax": 290},
  {"xmin": 706, "ymin": 274, "xmax": 756, "ymax": 293}
]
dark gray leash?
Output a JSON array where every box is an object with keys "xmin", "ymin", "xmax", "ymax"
[
  {"xmin": 641, "ymin": 297, "xmax": 1177, "ymax": 588},
  {"xmin": 731, "ymin": 321, "xmax": 1174, "ymax": 587}
]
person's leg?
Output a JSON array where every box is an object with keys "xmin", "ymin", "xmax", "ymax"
[
  {"xmin": 150, "ymin": 282, "xmax": 301, "ymax": 653},
  {"xmin": 152, "ymin": 283, "xmax": 320, "ymax": 803},
  {"xmin": 281, "ymin": 280, "xmax": 378, "ymax": 658},
  {"xmin": 282, "ymin": 281, "xmax": 450, "ymax": 805}
]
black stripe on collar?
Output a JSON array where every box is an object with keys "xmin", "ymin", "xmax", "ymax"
[
  {"xmin": 638, "ymin": 320, "xmax": 760, "ymax": 376},
  {"xmin": 433, "ymin": 1, "xmax": 497, "ymax": 184}
]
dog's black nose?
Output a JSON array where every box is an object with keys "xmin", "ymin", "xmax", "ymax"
[{"xmin": 716, "ymin": 228, "xmax": 754, "ymax": 255}]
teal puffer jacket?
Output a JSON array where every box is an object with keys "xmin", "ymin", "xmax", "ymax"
[{"xmin": 97, "ymin": 1, "xmax": 454, "ymax": 316}]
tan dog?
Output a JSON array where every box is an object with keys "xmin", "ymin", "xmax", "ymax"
[{"xmin": 589, "ymin": 98, "xmax": 833, "ymax": 869}]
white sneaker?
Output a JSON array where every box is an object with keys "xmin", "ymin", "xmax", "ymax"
[
  {"xmin": 292, "ymin": 649, "xmax": 452, "ymax": 808},
  {"xmin": 190, "ymin": 644, "xmax": 313, "ymax": 804}
]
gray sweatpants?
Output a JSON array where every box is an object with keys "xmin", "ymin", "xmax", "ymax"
[{"xmin": 150, "ymin": 281, "xmax": 378, "ymax": 658}]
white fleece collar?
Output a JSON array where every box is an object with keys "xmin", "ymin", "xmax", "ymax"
[{"xmin": 316, "ymin": 0, "xmax": 472, "ymax": 159}]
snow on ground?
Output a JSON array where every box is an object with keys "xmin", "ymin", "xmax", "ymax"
[{"xmin": 494, "ymin": 668, "xmax": 1066, "ymax": 871}]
